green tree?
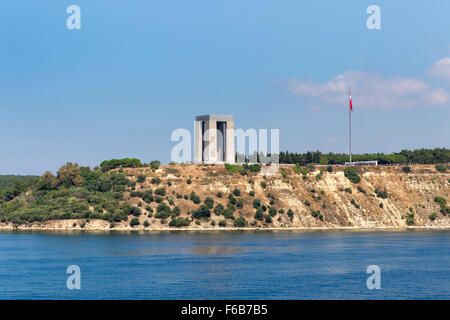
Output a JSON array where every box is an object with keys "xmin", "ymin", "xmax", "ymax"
[
  {"xmin": 204, "ymin": 197, "xmax": 214, "ymax": 209},
  {"xmin": 234, "ymin": 217, "xmax": 247, "ymax": 227},
  {"xmin": 192, "ymin": 205, "xmax": 211, "ymax": 219},
  {"xmin": 57, "ymin": 162, "xmax": 83, "ymax": 187},
  {"xmin": 344, "ymin": 167, "xmax": 360, "ymax": 183}
]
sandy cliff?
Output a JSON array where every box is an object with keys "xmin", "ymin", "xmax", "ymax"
[{"xmin": 1, "ymin": 164, "xmax": 449, "ymax": 231}]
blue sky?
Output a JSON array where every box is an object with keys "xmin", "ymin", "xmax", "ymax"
[{"xmin": 1, "ymin": 1, "xmax": 450, "ymax": 174}]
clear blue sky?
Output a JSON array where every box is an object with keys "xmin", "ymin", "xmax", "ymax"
[{"xmin": 1, "ymin": 1, "xmax": 450, "ymax": 174}]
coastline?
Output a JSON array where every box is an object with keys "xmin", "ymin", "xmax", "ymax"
[{"xmin": 1, "ymin": 221, "xmax": 450, "ymax": 233}]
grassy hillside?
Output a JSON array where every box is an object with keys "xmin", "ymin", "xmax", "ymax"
[{"xmin": 0, "ymin": 162, "xmax": 449, "ymax": 230}]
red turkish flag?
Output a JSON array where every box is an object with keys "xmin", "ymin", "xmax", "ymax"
[{"xmin": 349, "ymin": 89, "xmax": 353, "ymax": 111}]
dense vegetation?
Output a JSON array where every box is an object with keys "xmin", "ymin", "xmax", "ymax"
[
  {"xmin": 0, "ymin": 175, "xmax": 39, "ymax": 191},
  {"xmin": 0, "ymin": 176, "xmax": 39, "ymax": 203},
  {"xmin": 279, "ymin": 148, "xmax": 450, "ymax": 165},
  {"xmin": 0, "ymin": 163, "xmax": 135, "ymax": 225}
]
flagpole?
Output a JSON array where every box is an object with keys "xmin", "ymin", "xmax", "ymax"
[
  {"xmin": 349, "ymin": 86, "xmax": 352, "ymax": 163},
  {"xmin": 349, "ymin": 102, "xmax": 352, "ymax": 163}
]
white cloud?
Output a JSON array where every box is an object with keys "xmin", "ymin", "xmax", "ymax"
[
  {"xmin": 287, "ymin": 70, "xmax": 449, "ymax": 108},
  {"xmin": 428, "ymin": 57, "xmax": 450, "ymax": 81}
]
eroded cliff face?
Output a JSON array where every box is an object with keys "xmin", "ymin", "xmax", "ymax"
[
  {"xmin": 2, "ymin": 164, "xmax": 449, "ymax": 231},
  {"xmin": 159, "ymin": 164, "xmax": 449, "ymax": 229}
]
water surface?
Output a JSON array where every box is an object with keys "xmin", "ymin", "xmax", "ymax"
[{"xmin": 0, "ymin": 230, "xmax": 448, "ymax": 299}]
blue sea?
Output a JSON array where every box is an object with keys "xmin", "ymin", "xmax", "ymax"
[{"xmin": 0, "ymin": 230, "xmax": 448, "ymax": 299}]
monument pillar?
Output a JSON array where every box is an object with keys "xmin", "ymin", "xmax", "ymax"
[{"xmin": 194, "ymin": 114, "xmax": 235, "ymax": 164}]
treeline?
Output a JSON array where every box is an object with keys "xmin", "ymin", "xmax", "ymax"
[
  {"xmin": 99, "ymin": 158, "xmax": 160, "ymax": 171},
  {"xmin": 279, "ymin": 148, "xmax": 450, "ymax": 165},
  {"xmin": 0, "ymin": 175, "xmax": 38, "ymax": 191},
  {"xmin": 0, "ymin": 176, "xmax": 39, "ymax": 203},
  {"xmin": 0, "ymin": 162, "xmax": 134, "ymax": 224}
]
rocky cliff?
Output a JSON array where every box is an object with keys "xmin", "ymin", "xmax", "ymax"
[{"xmin": 2, "ymin": 164, "xmax": 448, "ymax": 231}]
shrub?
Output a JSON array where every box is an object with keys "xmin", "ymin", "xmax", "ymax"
[
  {"xmin": 402, "ymin": 166, "xmax": 411, "ymax": 173},
  {"xmin": 232, "ymin": 188, "xmax": 241, "ymax": 197},
  {"xmin": 350, "ymin": 198, "xmax": 359, "ymax": 208},
  {"xmin": 344, "ymin": 167, "xmax": 361, "ymax": 183},
  {"xmin": 304, "ymin": 200, "xmax": 311, "ymax": 206},
  {"xmin": 204, "ymin": 197, "xmax": 214, "ymax": 209},
  {"xmin": 150, "ymin": 160, "xmax": 160, "ymax": 170},
  {"xmin": 379, "ymin": 203, "xmax": 384, "ymax": 209},
  {"xmin": 327, "ymin": 166, "xmax": 333, "ymax": 173},
  {"xmin": 154, "ymin": 203, "xmax": 171, "ymax": 219},
  {"xmin": 186, "ymin": 179, "xmax": 192, "ymax": 184},
  {"xmin": 357, "ymin": 186, "xmax": 366, "ymax": 194},
  {"xmin": 236, "ymin": 199, "xmax": 243, "ymax": 209},
  {"xmin": 137, "ymin": 174, "xmax": 146, "ymax": 183},
  {"xmin": 228, "ymin": 194, "xmax": 237, "ymax": 205},
  {"xmin": 130, "ymin": 218, "xmax": 140, "ymax": 226},
  {"xmin": 265, "ymin": 215, "xmax": 272, "ymax": 223},
  {"xmin": 192, "ymin": 205, "xmax": 211, "ymax": 219},
  {"xmin": 315, "ymin": 173, "xmax": 322, "ymax": 180},
  {"xmin": 287, "ymin": 209, "xmax": 294, "ymax": 221},
  {"xmin": 169, "ymin": 217, "xmax": 190, "ymax": 227},
  {"xmin": 143, "ymin": 220, "xmax": 150, "ymax": 227},
  {"xmin": 224, "ymin": 163, "xmax": 244, "ymax": 173},
  {"xmin": 154, "ymin": 211, "xmax": 170, "ymax": 219},
  {"xmin": 435, "ymin": 164, "xmax": 446, "ymax": 173},
  {"xmin": 429, "ymin": 213, "xmax": 437, "ymax": 221},
  {"xmin": 172, "ymin": 206, "xmax": 180, "ymax": 216},
  {"xmin": 222, "ymin": 209, "xmax": 235, "ymax": 220},
  {"xmin": 294, "ymin": 164, "xmax": 307, "ymax": 175},
  {"xmin": 130, "ymin": 207, "xmax": 142, "ymax": 216},
  {"xmin": 248, "ymin": 164, "xmax": 261, "ymax": 172},
  {"xmin": 268, "ymin": 206, "xmax": 277, "ymax": 217},
  {"xmin": 434, "ymin": 196, "xmax": 447, "ymax": 206},
  {"xmin": 214, "ymin": 203, "xmax": 224, "ymax": 215},
  {"xmin": 253, "ymin": 199, "xmax": 261, "ymax": 208},
  {"xmin": 193, "ymin": 195, "xmax": 201, "ymax": 204},
  {"xmin": 344, "ymin": 188, "xmax": 352, "ymax": 194},
  {"xmin": 406, "ymin": 213, "xmax": 415, "ymax": 226},
  {"xmin": 227, "ymin": 203, "xmax": 236, "ymax": 213},
  {"xmin": 260, "ymin": 182, "xmax": 267, "ymax": 189},
  {"xmin": 254, "ymin": 209, "xmax": 264, "ymax": 221},
  {"xmin": 234, "ymin": 217, "xmax": 247, "ymax": 227},
  {"xmin": 151, "ymin": 177, "xmax": 161, "ymax": 184},
  {"xmin": 249, "ymin": 191, "xmax": 255, "ymax": 197},
  {"xmin": 434, "ymin": 196, "xmax": 449, "ymax": 215},
  {"xmin": 154, "ymin": 187, "xmax": 166, "ymax": 196},
  {"xmin": 216, "ymin": 192, "xmax": 222, "ymax": 198},
  {"xmin": 375, "ymin": 188, "xmax": 388, "ymax": 199},
  {"xmin": 218, "ymin": 220, "xmax": 227, "ymax": 227},
  {"xmin": 311, "ymin": 210, "xmax": 324, "ymax": 221}
]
